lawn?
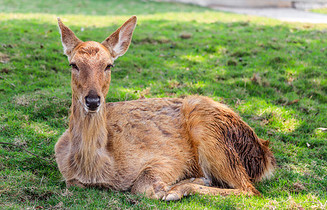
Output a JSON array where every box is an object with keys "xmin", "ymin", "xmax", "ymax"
[{"xmin": 0, "ymin": 0, "xmax": 326, "ymax": 209}]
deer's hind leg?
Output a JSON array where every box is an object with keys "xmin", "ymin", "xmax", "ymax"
[
  {"xmin": 182, "ymin": 97, "xmax": 260, "ymax": 198},
  {"xmin": 163, "ymin": 179, "xmax": 242, "ymax": 201},
  {"xmin": 161, "ymin": 138, "xmax": 259, "ymax": 200},
  {"xmin": 197, "ymin": 134, "xmax": 259, "ymax": 195}
]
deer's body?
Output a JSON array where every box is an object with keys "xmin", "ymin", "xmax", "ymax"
[
  {"xmin": 55, "ymin": 16, "xmax": 276, "ymax": 200},
  {"xmin": 56, "ymin": 98, "xmax": 194, "ymax": 191}
]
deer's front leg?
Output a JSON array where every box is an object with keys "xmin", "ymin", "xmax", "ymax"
[
  {"xmin": 131, "ymin": 170, "xmax": 170, "ymax": 199},
  {"xmin": 66, "ymin": 179, "xmax": 86, "ymax": 188}
]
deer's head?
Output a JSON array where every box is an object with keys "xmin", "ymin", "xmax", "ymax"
[{"xmin": 58, "ymin": 16, "xmax": 137, "ymax": 113}]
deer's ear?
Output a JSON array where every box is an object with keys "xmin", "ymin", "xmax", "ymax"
[
  {"xmin": 57, "ymin": 18, "xmax": 82, "ymax": 59},
  {"xmin": 101, "ymin": 16, "xmax": 137, "ymax": 60}
]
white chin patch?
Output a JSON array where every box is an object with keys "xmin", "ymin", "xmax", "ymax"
[
  {"xmin": 85, "ymin": 103, "xmax": 102, "ymax": 114},
  {"xmin": 87, "ymin": 109, "xmax": 100, "ymax": 114}
]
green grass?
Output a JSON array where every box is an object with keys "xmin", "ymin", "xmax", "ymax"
[
  {"xmin": 1, "ymin": 0, "xmax": 327, "ymax": 209},
  {"xmin": 311, "ymin": 7, "xmax": 327, "ymax": 15}
]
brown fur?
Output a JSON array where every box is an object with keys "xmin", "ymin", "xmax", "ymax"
[{"xmin": 55, "ymin": 16, "xmax": 276, "ymax": 200}]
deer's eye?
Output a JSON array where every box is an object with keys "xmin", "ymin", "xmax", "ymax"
[
  {"xmin": 69, "ymin": 63, "xmax": 79, "ymax": 71},
  {"xmin": 105, "ymin": 64, "xmax": 114, "ymax": 71}
]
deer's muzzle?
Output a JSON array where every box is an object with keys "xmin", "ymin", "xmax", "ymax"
[{"xmin": 85, "ymin": 91, "xmax": 101, "ymax": 111}]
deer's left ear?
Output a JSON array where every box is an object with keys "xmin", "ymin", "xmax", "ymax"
[
  {"xmin": 101, "ymin": 16, "xmax": 137, "ymax": 60},
  {"xmin": 57, "ymin": 17, "xmax": 82, "ymax": 59}
]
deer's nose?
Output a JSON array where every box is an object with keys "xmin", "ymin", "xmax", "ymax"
[{"xmin": 85, "ymin": 94, "xmax": 100, "ymax": 111}]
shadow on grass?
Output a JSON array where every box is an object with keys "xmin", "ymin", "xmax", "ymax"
[{"xmin": 0, "ymin": 14, "xmax": 326, "ymax": 208}]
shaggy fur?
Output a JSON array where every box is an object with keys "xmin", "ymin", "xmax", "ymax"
[{"xmin": 55, "ymin": 16, "xmax": 276, "ymax": 200}]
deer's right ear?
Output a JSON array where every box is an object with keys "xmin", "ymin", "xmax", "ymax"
[{"xmin": 57, "ymin": 18, "xmax": 82, "ymax": 59}]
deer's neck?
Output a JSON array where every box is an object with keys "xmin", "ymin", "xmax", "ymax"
[{"xmin": 68, "ymin": 97, "xmax": 109, "ymax": 182}]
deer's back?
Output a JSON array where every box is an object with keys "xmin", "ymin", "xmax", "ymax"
[{"xmin": 105, "ymin": 98, "xmax": 199, "ymax": 186}]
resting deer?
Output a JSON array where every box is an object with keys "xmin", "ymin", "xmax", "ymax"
[{"xmin": 55, "ymin": 16, "xmax": 276, "ymax": 200}]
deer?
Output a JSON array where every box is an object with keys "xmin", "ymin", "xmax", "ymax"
[{"xmin": 55, "ymin": 16, "xmax": 276, "ymax": 201}]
